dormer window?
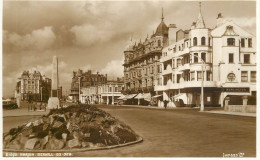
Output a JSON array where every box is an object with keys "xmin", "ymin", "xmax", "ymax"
[{"xmin": 227, "ymin": 38, "xmax": 235, "ymax": 46}]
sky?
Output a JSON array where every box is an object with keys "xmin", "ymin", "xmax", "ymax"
[{"xmin": 2, "ymin": 0, "xmax": 256, "ymax": 98}]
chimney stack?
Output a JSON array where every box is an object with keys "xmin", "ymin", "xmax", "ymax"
[
  {"xmin": 168, "ymin": 24, "xmax": 178, "ymax": 45},
  {"xmin": 216, "ymin": 13, "xmax": 223, "ymax": 27}
]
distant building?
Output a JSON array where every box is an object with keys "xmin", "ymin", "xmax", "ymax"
[
  {"xmin": 80, "ymin": 78, "xmax": 124, "ymax": 104},
  {"xmin": 15, "ymin": 70, "xmax": 54, "ymax": 101},
  {"xmin": 70, "ymin": 69, "xmax": 107, "ymax": 102}
]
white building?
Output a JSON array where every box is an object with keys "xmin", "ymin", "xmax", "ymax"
[
  {"xmin": 80, "ymin": 80, "xmax": 124, "ymax": 105},
  {"xmin": 155, "ymin": 5, "xmax": 256, "ymax": 108}
]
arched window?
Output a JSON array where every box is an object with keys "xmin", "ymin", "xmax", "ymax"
[
  {"xmin": 227, "ymin": 38, "xmax": 235, "ymax": 46},
  {"xmin": 179, "ymin": 46, "xmax": 181, "ymax": 51},
  {"xmin": 201, "ymin": 37, "xmax": 206, "ymax": 45},
  {"xmin": 193, "ymin": 37, "xmax": 197, "ymax": 46},
  {"xmin": 158, "ymin": 40, "xmax": 161, "ymax": 47}
]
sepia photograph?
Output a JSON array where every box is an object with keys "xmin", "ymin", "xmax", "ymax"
[{"xmin": 1, "ymin": 0, "xmax": 259, "ymax": 159}]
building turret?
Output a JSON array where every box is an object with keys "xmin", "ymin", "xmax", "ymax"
[
  {"xmin": 195, "ymin": 2, "xmax": 206, "ymax": 29},
  {"xmin": 154, "ymin": 8, "xmax": 168, "ymax": 37}
]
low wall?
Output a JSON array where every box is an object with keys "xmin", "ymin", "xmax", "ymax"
[{"xmin": 224, "ymin": 105, "xmax": 256, "ymax": 113}]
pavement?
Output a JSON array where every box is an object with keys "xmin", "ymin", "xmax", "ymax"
[
  {"xmin": 3, "ymin": 104, "xmax": 256, "ymax": 157},
  {"xmin": 205, "ymin": 110, "xmax": 256, "ymax": 117},
  {"xmin": 3, "ymin": 107, "xmax": 50, "ymax": 118}
]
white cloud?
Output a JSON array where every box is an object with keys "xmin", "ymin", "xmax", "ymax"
[
  {"xmin": 70, "ymin": 24, "xmax": 113, "ymax": 47},
  {"xmin": 226, "ymin": 17, "xmax": 256, "ymax": 28},
  {"xmin": 100, "ymin": 59, "xmax": 124, "ymax": 79},
  {"xmin": 4, "ymin": 26, "xmax": 56, "ymax": 51}
]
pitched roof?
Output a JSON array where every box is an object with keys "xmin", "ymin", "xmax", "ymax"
[{"xmin": 223, "ymin": 25, "xmax": 238, "ymax": 36}]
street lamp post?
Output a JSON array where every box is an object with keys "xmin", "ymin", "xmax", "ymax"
[
  {"xmin": 192, "ymin": 54, "xmax": 205, "ymax": 112},
  {"xmin": 40, "ymin": 87, "xmax": 42, "ymax": 102},
  {"xmin": 78, "ymin": 76, "xmax": 81, "ymax": 103}
]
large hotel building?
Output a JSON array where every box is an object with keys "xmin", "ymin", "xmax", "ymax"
[
  {"xmin": 123, "ymin": 9, "xmax": 168, "ymax": 103},
  {"xmin": 123, "ymin": 4, "xmax": 256, "ymax": 107}
]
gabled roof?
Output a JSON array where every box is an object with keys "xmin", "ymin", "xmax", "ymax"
[{"xmin": 211, "ymin": 20, "xmax": 255, "ymax": 37}]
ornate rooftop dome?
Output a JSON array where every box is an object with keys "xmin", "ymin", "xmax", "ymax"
[{"xmin": 155, "ymin": 8, "xmax": 168, "ymax": 36}]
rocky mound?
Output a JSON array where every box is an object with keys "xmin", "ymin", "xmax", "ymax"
[{"xmin": 3, "ymin": 105, "xmax": 140, "ymax": 150}]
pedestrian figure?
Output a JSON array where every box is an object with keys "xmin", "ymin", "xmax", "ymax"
[{"xmin": 164, "ymin": 100, "xmax": 167, "ymax": 110}]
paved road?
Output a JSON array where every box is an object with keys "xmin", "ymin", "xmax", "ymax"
[
  {"xmin": 76, "ymin": 105, "xmax": 255, "ymax": 157},
  {"xmin": 3, "ymin": 105, "xmax": 256, "ymax": 157}
]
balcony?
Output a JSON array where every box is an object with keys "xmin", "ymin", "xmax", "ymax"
[
  {"xmin": 178, "ymin": 63, "xmax": 190, "ymax": 71},
  {"xmin": 178, "ymin": 81, "xmax": 217, "ymax": 89},
  {"xmin": 189, "ymin": 46, "xmax": 211, "ymax": 52},
  {"xmin": 162, "ymin": 65, "xmax": 172, "ymax": 75},
  {"xmin": 155, "ymin": 80, "xmax": 217, "ymax": 91}
]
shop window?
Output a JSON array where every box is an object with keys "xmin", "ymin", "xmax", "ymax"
[
  {"xmin": 241, "ymin": 71, "xmax": 248, "ymax": 82},
  {"xmin": 241, "ymin": 38, "xmax": 245, "ymax": 47},
  {"xmin": 201, "ymin": 37, "xmax": 206, "ymax": 45},
  {"xmin": 251, "ymin": 71, "xmax": 256, "ymax": 82},
  {"xmin": 229, "ymin": 53, "xmax": 234, "ymax": 63},
  {"xmin": 244, "ymin": 54, "xmax": 250, "ymax": 64},
  {"xmin": 227, "ymin": 38, "xmax": 235, "ymax": 46},
  {"xmin": 193, "ymin": 37, "xmax": 197, "ymax": 46}
]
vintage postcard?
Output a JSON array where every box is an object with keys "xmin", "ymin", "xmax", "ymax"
[{"xmin": 1, "ymin": 0, "xmax": 258, "ymax": 159}]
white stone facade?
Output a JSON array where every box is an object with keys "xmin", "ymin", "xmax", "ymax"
[
  {"xmin": 80, "ymin": 81, "xmax": 124, "ymax": 105},
  {"xmin": 154, "ymin": 9, "xmax": 256, "ymax": 107}
]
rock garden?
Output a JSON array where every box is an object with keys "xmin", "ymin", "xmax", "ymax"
[{"xmin": 3, "ymin": 105, "xmax": 141, "ymax": 151}]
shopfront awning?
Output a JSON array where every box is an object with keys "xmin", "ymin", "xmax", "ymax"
[
  {"xmin": 143, "ymin": 93, "xmax": 151, "ymax": 101},
  {"xmin": 123, "ymin": 94, "xmax": 137, "ymax": 100},
  {"xmin": 152, "ymin": 95, "xmax": 163, "ymax": 98},
  {"xmin": 172, "ymin": 93, "xmax": 185, "ymax": 99},
  {"xmin": 171, "ymin": 93, "xmax": 187, "ymax": 104},
  {"xmin": 134, "ymin": 93, "xmax": 144, "ymax": 99},
  {"xmin": 118, "ymin": 95, "xmax": 126, "ymax": 100}
]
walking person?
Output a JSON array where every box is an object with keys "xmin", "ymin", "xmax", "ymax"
[{"xmin": 164, "ymin": 100, "xmax": 168, "ymax": 110}]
